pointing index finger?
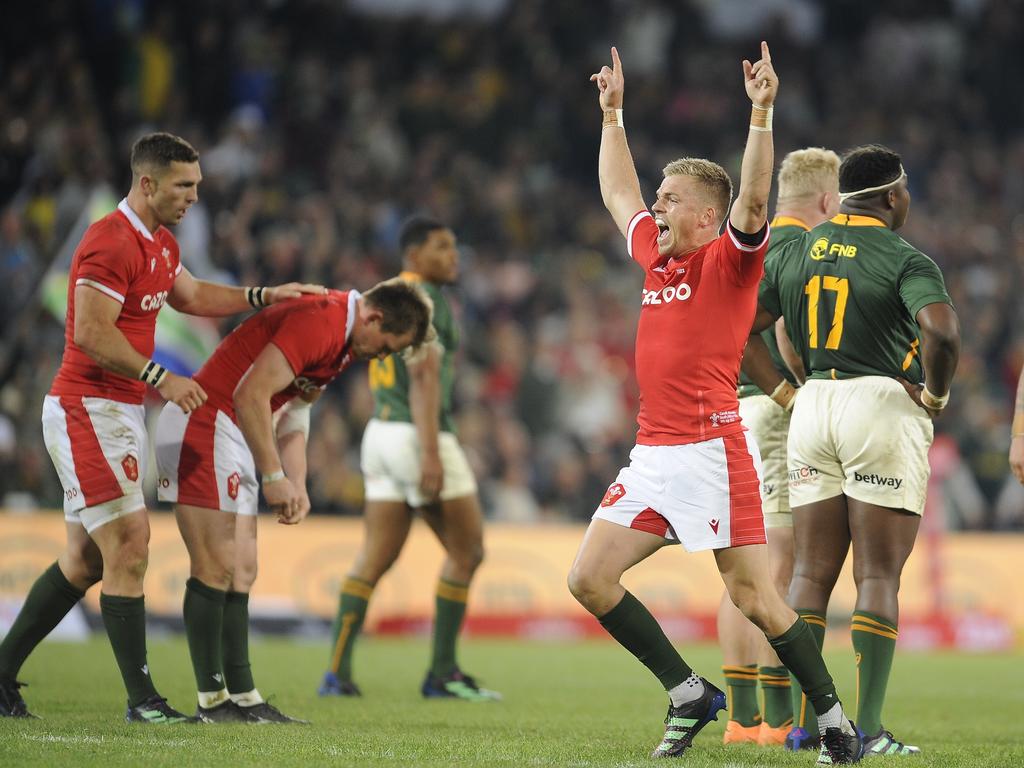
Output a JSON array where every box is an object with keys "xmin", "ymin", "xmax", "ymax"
[
  {"xmin": 611, "ymin": 46, "xmax": 621, "ymax": 75},
  {"xmin": 761, "ymin": 40, "xmax": 771, "ymax": 63}
]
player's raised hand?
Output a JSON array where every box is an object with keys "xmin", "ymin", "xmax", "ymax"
[
  {"xmin": 263, "ymin": 282, "xmax": 328, "ymax": 305},
  {"xmin": 157, "ymin": 372, "xmax": 207, "ymax": 413},
  {"xmin": 590, "ymin": 46, "xmax": 624, "ymax": 110},
  {"xmin": 743, "ymin": 41, "xmax": 778, "ymax": 108}
]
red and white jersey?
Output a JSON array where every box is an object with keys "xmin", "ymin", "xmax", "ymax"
[
  {"xmin": 50, "ymin": 199, "xmax": 182, "ymax": 404},
  {"xmin": 194, "ymin": 289, "xmax": 359, "ymax": 420},
  {"xmin": 626, "ymin": 210, "xmax": 770, "ymax": 445}
]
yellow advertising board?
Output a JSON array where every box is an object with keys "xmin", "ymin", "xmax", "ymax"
[{"xmin": 1, "ymin": 511, "xmax": 1020, "ymax": 648}]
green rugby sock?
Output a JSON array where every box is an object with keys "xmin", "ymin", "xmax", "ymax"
[
  {"xmin": 598, "ymin": 591, "xmax": 691, "ymax": 691},
  {"xmin": 789, "ymin": 610, "xmax": 825, "ymax": 733},
  {"xmin": 100, "ymin": 593, "xmax": 158, "ymax": 706},
  {"xmin": 431, "ymin": 579, "xmax": 469, "ymax": 676},
  {"xmin": 768, "ymin": 617, "xmax": 838, "ymax": 717},
  {"xmin": 758, "ymin": 664, "xmax": 793, "ymax": 727},
  {"xmin": 183, "ymin": 578, "xmax": 227, "ymax": 694},
  {"xmin": 223, "ymin": 591, "xmax": 255, "ymax": 694},
  {"xmin": 722, "ymin": 664, "xmax": 760, "ymax": 726},
  {"xmin": 327, "ymin": 577, "xmax": 373, "ymax": 681},
  {"xmin": 0, "ymin": 562, "xmax": 84, "ymax": 681},
  {"xmin": 851, "ymin": 611, "xmax": 898, "ymax": 737}
]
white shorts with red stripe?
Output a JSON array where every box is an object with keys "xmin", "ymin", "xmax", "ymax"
[
  {"xmin": 41, "ymin": 395, "xmax": 148, "ymax": 533},
  {"xmin": 154, "ymin": 403, "xmax": 258, "ymax": 515},
  {"xmin": 592, "ymin": 432, "xmax": 767, "ymax": 552}
]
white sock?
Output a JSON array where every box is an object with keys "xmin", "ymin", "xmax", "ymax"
[
  {"xmin": 667, "ymin": 673, "xmax": 705, "ymax": 707},
  {"xmin": 230, "ymin": 688, "xmax": 264, "ymax": 707},
  {"xmin": 197, "ymin": 688, "xmax": 230, "ymax": 709},
  {"xmin": 817, "ymin": 701, "xmax": 847, "ymax": 733}
]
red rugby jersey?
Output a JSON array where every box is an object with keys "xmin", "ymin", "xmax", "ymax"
[
  {"xmin": 50, "ymin": 199, "xmax": 183, "ymax": 403},
  {"xmin": 626, "ymin": 210, "xmax": 769, "ymax": 445},
  {"xmin": 194, "ymin": 289, "xmax": 358, "ymax": 420}
]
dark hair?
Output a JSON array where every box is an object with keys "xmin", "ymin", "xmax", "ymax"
[
  {"xmin": 399, "ymin": 215, "xmax": 447, "ymax": 251},
  {"xmin": 362, "ymin": 278, "xmax": 434, "ymax": 349},
  {"xmin": 839, "ymin": 144, "xmax": 903, "ymax": 196},
  {"xmin": 130, "ymin": 132, "xmax": 199, "ymax": 175}
]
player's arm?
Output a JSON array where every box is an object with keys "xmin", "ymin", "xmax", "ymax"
[
  {"xmin": 591, "ymin": 47, "xmax": 646, "ymax": 237},
  {"xmin": 776, "ymin": 317, "xmax": 806, "ymax": 384},
  {"xmin": 742, "ymin": 303, "xmax": 795, "ymax": 410},
  {"xmin": 233, "ymin": 343, "xmax": 302, "ymax": 516},
  {"xmin": 74, "ymin": 284, "xmax": 206, "ymax": 412},
  {"xmin": 407, "ymin": 341, "xmax": 444, "ymax": 502},
  {"xmin": 1010, "ymin": 364, "xmax": 1024, "ymax": 485},
  {"xmin": 914, "ymin": 302, "xmax": 960, "ymax": 417},
  {"xmin": 729, "ymin": 41, "xmax": 777, "ymax": 236},
  {"xmin": 168, "ymin": 266, "xmax": 326, "ymax": 317},
  {"xmin": 275, "ymin": 397, "xmax": 314, "ymax": 524}
]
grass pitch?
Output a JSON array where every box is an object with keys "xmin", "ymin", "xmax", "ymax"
[{"xmin": 1, "ymin": 635, "xmax": 1019, "ymax": 767}]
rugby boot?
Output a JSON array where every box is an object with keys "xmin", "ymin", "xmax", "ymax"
[
  {"xmin": 126, "ymin": 695, "xmax": 197, "ymax": 724},
  {"xmin": 786, "ymin": 725, "xmax": 821, "ymax": 751},
  {"xmin": 241, "ymin": 698, "xmax": 310, "ymax": 724},
  {"xmin": 195, "ymin": 699, "xmax": 251, "ymax": 723},
  {"xmin": 862, "ymin": 727, "xmax": 920, "ymax": 756},
  {"xmin": 757, "ymin": 721, "xmax": 791, "ymax": 746},
  {"xmin": 651, "ymin": 678, "xmax": 727, "ymax": 758},
  {"xmin": 0, "ymin": 679, "xmax": 36, "ymax": 718},
  {"xmin": 722, "ymin": 719, "xmax": 761, "ymax": 744},
  {"xmin": 421, "ymin": 668, "xmax": 501, "ymax": 701},
  {"xmin": 817, "ymin": 719, "xmax": 865, "ymax": 765},
  {"xmin": 318, "ymin": 671, "xmax": 362, "ymax": 697}
]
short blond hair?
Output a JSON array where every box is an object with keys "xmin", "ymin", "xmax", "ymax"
[
  {"xmin": 662, "ymin": 157, "xmax": 733, "ymax": 226},
  {"xmin": 777, "ymin": 148, "xmax": 840, "ymax": 201}
]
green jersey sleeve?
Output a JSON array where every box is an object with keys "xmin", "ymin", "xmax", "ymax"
[{"xmin": 898, "ymin": 247, "xmax": 952, "ymax": 319}]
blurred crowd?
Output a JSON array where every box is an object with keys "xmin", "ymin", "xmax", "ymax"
[{"xmin": 2, "ymin": 0, "xmax": 1023, "ymax": 528}]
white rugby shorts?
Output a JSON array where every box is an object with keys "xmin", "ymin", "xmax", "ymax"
[
  {"xmin": 787, "ymin": 377, "xmax": 933, "ymax": 514},
  {"xmin": 41, "ymin": 395, "xmax": 148, "ymax": 533},
  {"xmin": 361, "ymin": 418, "xmax": 477, "ymax": 506},
  {"xmin": 155, "ymin": 402, "xmax": 258, "ymax": 515},
  {"xmin": 592, "ymin": 431, "xmax": 767, "ymax": 552},
  {"xmin": 739, "ymin": 393, "xmax": 792, "ymax": 526}
]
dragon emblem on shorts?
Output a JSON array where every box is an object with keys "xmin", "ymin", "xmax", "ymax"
[
  {"xmin": 227, "ymin": 472, "xmax": 241, "ymax": 500},
  {"xmin": 121, "ymin": 454, "xmax": 139, "ymax": 482},
  {"xmin": 600, "ymin": 483, "xmax": 626, "ymax": 507}
]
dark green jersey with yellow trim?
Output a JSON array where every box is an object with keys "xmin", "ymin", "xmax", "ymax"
[
  {"xmin": 369, "ymin": 272, "xmax": 458, "ymax": 433},
  {"xmin": 738, "ymin": 217, "xmax": 806, "ymax": 397},
  {"xmin": 759, "ymin": 214, "xmax": 951, "ymax": 384}
]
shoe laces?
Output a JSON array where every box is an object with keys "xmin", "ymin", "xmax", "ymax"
[{"xmin": 821, "ymin": 726, "xmax": 856, "ymax": 762}]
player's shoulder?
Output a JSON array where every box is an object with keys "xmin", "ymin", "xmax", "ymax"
[{"xmin": 80, "ymin": 210, "xmax": 137, "ymax": 250}]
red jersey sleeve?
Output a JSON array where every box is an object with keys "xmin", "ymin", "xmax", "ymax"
[
  {"xmin": 75, "ymin": 230, "xmax": 137, "ymax": 304},
  {"xmin": 711, "ymin": 222, "xmax": 771, "ymax": 287},
  {"xmin": 269, "ymin": 305, "xmax": 338, "ymax": 376},
  {"xmin": 626, "ymin": 210, "xmax": 659, "ymax": 270}
]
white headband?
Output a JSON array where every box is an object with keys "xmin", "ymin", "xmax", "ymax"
[{"xmin": 838, "ymin": 165, "xmax": 906, "ymax": 202}]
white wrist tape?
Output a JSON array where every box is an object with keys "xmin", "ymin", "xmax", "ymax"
[{"xmin": 276, "ymin": 398, "xmax": 312, "ymax": 441}]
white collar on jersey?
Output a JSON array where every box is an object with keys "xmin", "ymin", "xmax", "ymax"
[
  {"xmin": 117, "ymin": 198, "xmax": 155, "ymax": 242},
  {"xmin": 345, "ymin": 290, "xmax": 361, "ymax": 342}
]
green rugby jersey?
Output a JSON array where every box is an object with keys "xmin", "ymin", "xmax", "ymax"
[
  {"xmin": 738, "ymin": 216, "xmax": 806, "ymax": 398},
  {"xmin": 369, "ymin": 271, "xmax": 458, "ymax": 433},
  {"xmin": 759, "ymin": 214, "xmax": 951, "ymax": 383}
]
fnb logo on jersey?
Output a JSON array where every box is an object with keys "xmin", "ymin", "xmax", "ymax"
[
  {"xmin": 810, "ymin": 238, "xmax": 857, "ymax": 261},
  {"xmin": 293, "ymin": 376, "xmax": 320, "ymax": 394},
  {"xmin": 641, "ymin": 283, "xmax": 692, "ymax": 306},
  {"xmin": 141, "ymin": 291, "xmax": 169, "ymax": 311}
]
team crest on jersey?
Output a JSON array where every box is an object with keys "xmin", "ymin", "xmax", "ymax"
[
  {"xmin": 709, "ymin": 410, "xmax": 740, "ymax": 427},
  {"xmin": 121, "ymin": 455, "xmax": 139, "ymax": 482},
  {"xmin": 601, "ymin": 483, "xmax": 626, "ymax": 507},
  {"xmin": 227, "ymin": 472, "xmax": 241, "ymax": 500},
  {"xmin": 161, "ymin": 246, "xmax": 172, "ymax": 271}
]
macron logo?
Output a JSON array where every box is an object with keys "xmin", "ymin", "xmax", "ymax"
[
  {"xmin": 708, "ymin": 519, "xmax": 720, "ymax": 534},
  {"xmin": 853, "ymin": 471, "xmax": 903, "ymax": 490}
]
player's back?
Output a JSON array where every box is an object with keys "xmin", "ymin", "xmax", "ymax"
[
  {"xmin": 51, "ymin": 205, "xmax": 181, "ymax": 403},
  {"xmin": 369, "ymin": 274, "xmax": 458, "ymax": 432},
  {"xmin": 762, "ymin": 214, "xmax": 950, "ymax": 384},
  {"xmin": 195, "ymin": 290, "xmax": 353, "ymax": 418}
]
